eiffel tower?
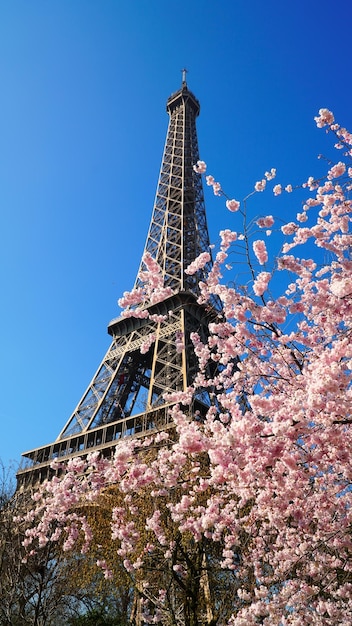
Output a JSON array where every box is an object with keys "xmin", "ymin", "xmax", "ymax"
[{"xmin": 17, "ymin": 73, "xmax": 218, "ymax": 489}]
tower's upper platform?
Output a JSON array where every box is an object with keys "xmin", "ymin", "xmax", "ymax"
[{"xmin": 166, "ymin": 81, "xmax": 200, "ymax": 117}]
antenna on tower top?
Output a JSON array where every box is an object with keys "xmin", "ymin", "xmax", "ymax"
[{"xmin": 181, "ymin": 68, "xmax": 188, "ymax": 85}]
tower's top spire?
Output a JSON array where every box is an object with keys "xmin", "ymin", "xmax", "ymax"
[{"xmin": 167, "ymin": 74, "xmax": 200, "ymax": 117}]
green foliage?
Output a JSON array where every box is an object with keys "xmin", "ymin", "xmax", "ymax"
[{"xmin": 68, "ymin": 608, "xmax": 125, "ymax": 626}]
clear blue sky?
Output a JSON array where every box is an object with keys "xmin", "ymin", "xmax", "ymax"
[{"xmin": 0, "ymin": 0, "xmax": 351, "ymax": 472}]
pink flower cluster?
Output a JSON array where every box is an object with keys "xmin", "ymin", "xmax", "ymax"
[
  {"xmin": 330, "ymin": 276, "xmax": 352, "ymax": 298},
  {"xmin": 314, "ymin": 108, "xmax": 335, "ymax": 128},
  {"xmin": 140, "ymin": 332, "xmax": 156, "ymax": 354},
  {"xmin": 206, "ymin": 175, "xmax": 222, "ymax": 196},
  {"xmin": 253, "ymin": 239, "xmax": 268, "ymax": 265},
  {"xmin": 185, "ymin": 251, "xmax": 211, "ymax": 275},
  {"xmin": 256, "ymin": 215, "xmax": 274, "ymax": 228},
  {"xmin": 327, "ymin": 161, "xmax": 346, "ymax": 180},
  {"xmin": 193, "ymin": 160, "xmax": 207, "ymax": 174},
  {"xmin": 118, "ymin": 287, "xmax": 144, "ymax": 309},
  {"xmin": 265, "ymin": 168, "xmax": 276, "ymax": 180},
  {"xmin": 253, "ymin": 271, "xmax": 271, "ymax": 296},
  {"xmin": 119, "ymin": 252, "xmax": 175, "ymax": 317},
  {"xmin": 175, "ymin": 330, "xmax": 185, "ymax": 353},
  {"xmin": 226, "ymin": 199, "xmax": 241, "ymax": 212},
  {"xmin": 254, "ymin": 178, "xmax": 266, "ymax": 192}
]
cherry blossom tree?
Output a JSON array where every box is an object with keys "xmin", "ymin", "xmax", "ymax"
[
  {"xmin": 22, "ymin": 109, "xmax": 352, "ymax": 625},
  {"xmin": 0, "ymin": 465, "xmax": 75, "ymax": 625},
  {"xmin": 0, "ymin": 463, "xmax": 130, "ymax": 625}
]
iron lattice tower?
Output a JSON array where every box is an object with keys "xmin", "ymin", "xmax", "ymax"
[{"xmin": 17, "ymin": 77, "xmax": 218, "ymax": 488}]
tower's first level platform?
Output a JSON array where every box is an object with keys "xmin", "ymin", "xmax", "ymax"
[{"xmin": 17, "ymin": 405, "xmax": 174, "ymax": 489}]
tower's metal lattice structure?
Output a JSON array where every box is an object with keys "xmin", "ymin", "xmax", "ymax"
[{"xmin": 17, "ymin": 78, "xmax": 218, "ymax": 489}]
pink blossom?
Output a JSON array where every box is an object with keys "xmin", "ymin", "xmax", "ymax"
[
  {"xmin": 193, "ymin": 160, "xmax": 207, "ymax": 174},
  {"xmin": 253, "ymin": 239, "xmax": 268, "ymax": 265},
  {"xmin": 330, "ymin": 277, "xmax": 352, "ymax": 298},
  {"xmin": 118, "ymin": 288, "xmax": 144, "ymax": 309},
  {"xmin": 96, "ymin": 559, "xmax": 113, "ymax": 579},
  {"xmin": 256, "ymin": 215, "xmax": 274, "ymax": 228},
  {"xmin": 265, "ymin": 168, "xmax": 276, "ymax": 180},
  {"xmin": 254, "ymin": 179, "xmax": 266, "ymax": 192},
  {"xmin": 226, "ymin": 199, "xmax": 240, "ymax": 212},
  {"xmin": 149, "ymin": 314, "xmax": 167, "ymax": 323},
  {"xmin": 140, "ymin": 333, "xmax": 156, "ymax": 354},
  {"xmin": 314, "ymin": 108, "xmax": 335, "ymax": 128},
  {"xmin": 206, "ymin": 175, "xmax": 222, "ymax": 196},
  {"xmin": 273, "ymin": 184, "xmax": 282, "ymax": 196},
  {"xmin": 281, "ymin": 222, "xmax": 298, "ymax": 235},
  {"xmin": 143, "ymin": 251, "xmax": 162, "ymax": 275},
  {"xmin": 175, "ymin": 331, "xmax": 185, "ymax": 353},
  {"xmin": 327, "ymin": 161, "xmax": 346, "ymax": 180},
  {"xmin": 297, "ymin": 212, "xmax": 308, "ymax": 222},
  {"xmin": 219, "ymin": 229, "xmax": 237, "ymax": 250},
  {"xmin": 253, "ymin": 272, "xmax": 271, "ymax": 296},
  {"xmin": 121, "ymin": 308, "xmax": 149, "ymax": 319},
  {"xmin": 212, "ymin": 181, "xmax": 222, "ymax": 195},
  {"xmin": 303, "ymin": 176, "xmax": 318, "ymax": 190},
  {"xmin": 341, "ymin": 215, "xmax": 350, "ymax": 233},
  {"xmin": 285, "ymin": 184, "xmax": 293, "ymax": 193},
  {"xmin": 149, "ymin": 286, "xmax": 174, "ymax": 304},
  {"xmin": 185, "ymin": 251, "xmax": 211, "ymax": 275}
]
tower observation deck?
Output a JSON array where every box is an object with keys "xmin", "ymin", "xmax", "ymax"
[{"xmin": 17, "ymin": 78, "xmax": 218, "ymax": 489}]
